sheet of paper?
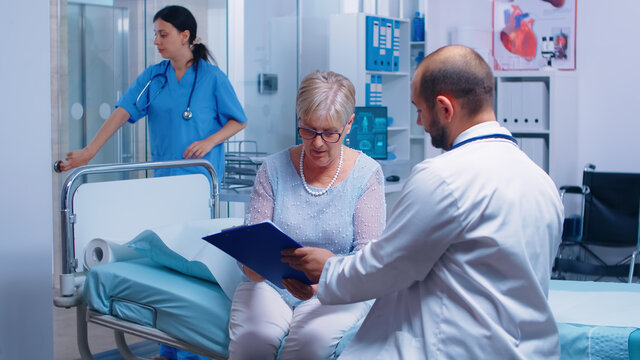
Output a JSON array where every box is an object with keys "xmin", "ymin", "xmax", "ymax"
[{"xmin": 142, "ymin": 218, "xmax": 245, "ymax": 299}]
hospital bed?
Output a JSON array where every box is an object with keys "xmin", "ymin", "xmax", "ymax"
[
  {"xmin": 52, "ymin": 159, "xmax": 233, "ymax": 359},
  {"xmin": 52, "ymin": 160, "xmax": 356, "ymax": 360}
]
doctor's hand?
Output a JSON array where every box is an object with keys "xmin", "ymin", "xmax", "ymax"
[
  {"xmin": 282, "ymin": 279, "xmax": 317, "ymax": 300},
  {"xmin": 281, "ymin": 247, "xmax": 334, "ymax": 283},
  {"xmin": 183, "ymin": 139, "xmax": 215, "ymax": 159},
  {"xmin": 242, "ymin": 265, "xmax": 265, "ymax": 282},
  {"xmin": 58, "ymin": 147, "xmax": 95, "ymax": 172}
]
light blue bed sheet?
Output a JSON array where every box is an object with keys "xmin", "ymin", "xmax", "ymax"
[
  {"xmin": 84, "ymin": 258, "xmax": 232, "ymax": 357},
  {"xmin": 84, "ymin": 258, "xmax": 357, "ymax": 359},
  {"xmin": 550, "ymin": 280, "xmax": 640, "ymax": 360},
  {"xmin": 558, "ymin": 323, "xmax": 639, "ymax": 360}
]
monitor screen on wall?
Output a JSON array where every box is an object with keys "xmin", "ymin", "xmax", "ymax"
[{"xmin": 345, "ymin": 106, "xmax": 388, "ymax": 160}]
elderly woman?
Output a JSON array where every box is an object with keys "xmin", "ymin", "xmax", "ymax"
[{"xmin": 227, "ymin": 71, "xmax": 386, "ymax": 360}]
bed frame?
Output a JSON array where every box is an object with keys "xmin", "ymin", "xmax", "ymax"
[{"xmin": 53, "ymin": 160, "xmax": 225, "ymax": 360}]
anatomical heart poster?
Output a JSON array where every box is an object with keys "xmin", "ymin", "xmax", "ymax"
[{"xmin": 493, "ymin": 0, "xmax": 576, "ymax": 70}]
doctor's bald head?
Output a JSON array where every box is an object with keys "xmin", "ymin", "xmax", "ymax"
[{"xmin": 414, "ymin": 45, "xmax": 494, "ymax": 118}]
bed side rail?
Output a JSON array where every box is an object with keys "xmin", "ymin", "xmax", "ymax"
[{"xmin": 56, "ymin": 160, "xmax": 219, "ymax": 300}]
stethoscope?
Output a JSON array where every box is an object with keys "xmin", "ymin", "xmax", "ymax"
[
  {"xmin": 448, "ymin": 133, "xmax": 518, "ymax": 151},
  {"xmin": 134, "ymin": 61, "xmax": 198, "ymax": 121}
]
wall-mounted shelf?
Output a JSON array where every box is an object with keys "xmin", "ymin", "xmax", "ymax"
[
  {"xmin": 329, "ymin": 13, "xmax": 411, "ymax": 170},
  {"xmin": 367, "ymin": 70, "xmax": 409, "ymax": 76},
  {"xmin": 495, "ymin": 70, "xmax": 578, "ymax": 185}
]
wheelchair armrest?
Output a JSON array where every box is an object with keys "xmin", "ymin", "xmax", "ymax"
[{"xmin": 559, "ymin": 185, "xmax": 586, "ymax": 194}]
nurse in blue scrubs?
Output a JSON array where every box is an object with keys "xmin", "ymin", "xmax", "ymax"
[{"xmin": 59, "ymin": 5, "xmax": 247, "ymax": 186}]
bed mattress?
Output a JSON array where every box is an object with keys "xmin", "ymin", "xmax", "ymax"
[
  {"xmin": 84, "ymin": 258, "xmax": 358, "ymax": 359},
  {"xmin": 84, "ymin": 258, "xmax": 232, "ymax": 357},
  {"xmin": 550, "ymin": 280, "xmax": 640, "ymax": 359}
]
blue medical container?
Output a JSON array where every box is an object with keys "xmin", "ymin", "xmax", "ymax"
[{"xmin": 412, "ymin": 12, "xmax": 425, "ymax": 42}]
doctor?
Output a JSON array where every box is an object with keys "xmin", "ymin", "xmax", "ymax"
[
  {"xmin": 58, "ymin": 5, "xmax": 247, "ymax": 184},
  {"xmin": 283, "ymin": 45, "xmax": 563, "ymax": 359}
]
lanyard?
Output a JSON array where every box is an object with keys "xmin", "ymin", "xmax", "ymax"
[{"xmin": 448, "ymin": 133, "xmax": 518, "ymax": 151}]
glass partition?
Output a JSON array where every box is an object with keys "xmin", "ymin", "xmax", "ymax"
[
  {"xmin": 54, "ymin": 0, "xmax": 228, "ymax": 183},
  {"xmin": 51, "ymin": 0, "xmax": 229, "ymax": 279},
  {"xmin": 239, "ymin": 0, "xmax": 298, "ymax": 155},
  {"xmin": 66, "ymin": 2, "xmax": 136, "ymax": 181},
  {"xmin": 237, "ymin": 0, "xmax": 344, "ymax": 155}
]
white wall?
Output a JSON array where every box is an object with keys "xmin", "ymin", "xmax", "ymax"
[
  {"xmin": 576, "ymin": 1, "xmax": 640, "ymax": 173},
  {"xmin": 0, "ymin": 1, "xmax": 54, "ymax": 359},
  {"xmin": 425, "ymin": 0, "xmax": 640, "ymax": 179},
  {"xmin": 425, "ymin": 0, "xmax": 492, "ymax": 56},
  {"xmin": 299, "ymin": 1, "xmax": 343, "ymax": 77}
]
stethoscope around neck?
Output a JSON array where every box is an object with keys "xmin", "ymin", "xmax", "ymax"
[{"xmin": 134, "ymin": 60, "xmax": 198, "ymax": 121}]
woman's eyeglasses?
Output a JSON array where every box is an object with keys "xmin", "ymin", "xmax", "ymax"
[{"xmin": 297, "ymin": 126, "xmax": 345, "ymax": 143}]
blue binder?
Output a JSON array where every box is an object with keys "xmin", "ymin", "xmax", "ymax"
[
  {"xmin": 202, "ymin": 222, "xmax": 313, "ymax": 289},
  {"xmin": 392, "ymin": 20, "xmax": 401, "ymax": 71},
  {"xmin": 381, "ymin": 18, "xmax": 394, "ymax": 71},
  {"xmin": 366, "ymin": 16, "xmax": 381, "ymax": 71},
  {"xmin": 372, "ymin": 75, "xmax": 383, "ymax": 106},
  {"xmin": 365, "ymin": 73, "xmax": 373, "ymax": 106}
]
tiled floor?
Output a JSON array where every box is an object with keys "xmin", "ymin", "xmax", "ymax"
[{"xmin": 53, "ymin": 304, "xmax": 147, "ymax": 360}]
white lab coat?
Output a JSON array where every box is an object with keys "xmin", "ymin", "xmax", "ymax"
[{"xmin": 318, "ymin": 122, "xmax": 563, "ymax": 359}]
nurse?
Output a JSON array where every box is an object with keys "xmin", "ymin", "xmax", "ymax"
[{"xmin": 58, "ymin": 5, "xmax": 247, "ymax": 185}]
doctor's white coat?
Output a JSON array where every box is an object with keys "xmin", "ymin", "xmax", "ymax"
[{"xmin": 318, "ymin": 122, "xmax": 563, "ymax": 359}]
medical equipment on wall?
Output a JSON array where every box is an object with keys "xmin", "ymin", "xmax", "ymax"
[{"xmin": 134, "ymin": 61, "xmax": 198, "ymax": 120}]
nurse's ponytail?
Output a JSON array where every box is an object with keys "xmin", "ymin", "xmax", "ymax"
[
  {"xmin": 154, "ymin": 5, "xmax": 217, "ymax": 66},
  {"xmin": 191, "ymin": 42, "xmax": 216, "ymax": 66}
]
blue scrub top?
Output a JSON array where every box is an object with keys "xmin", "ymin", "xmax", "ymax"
[{"xmin": 117, "ymin": 59, "xmax": 247, "ymax": 185}]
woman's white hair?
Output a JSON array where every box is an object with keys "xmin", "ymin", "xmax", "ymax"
[{"xmin": 296, "ymin": 71, "xmax": 356, "ymax": 127}]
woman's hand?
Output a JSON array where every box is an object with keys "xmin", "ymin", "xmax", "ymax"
[
  {"xmin": 183, "ymin": 138, "xmax": 215, "ymax": 159},
  {"xmin": 282, "ymin": 279, "xmax": 318, "ymax": 300},
  {"xmin": 58, "ymin": 147, "xmax": 94, "ymax": 171},
  {"xmin": 242, "ymin": 265, "xmax": 265, "ymax": 282},
  {"xmin": 281, "ymin": 247, "xmax": 335, "ymax": 283}
]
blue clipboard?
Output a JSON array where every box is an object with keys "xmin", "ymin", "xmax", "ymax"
[{"xmin": 202, "ymin": 222, "xmax": 313, "ymax": 289}]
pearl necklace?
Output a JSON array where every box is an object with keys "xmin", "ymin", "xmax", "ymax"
[{"xmin": 300, "ymin": 145, "xmax": 344, "ymax": 196}]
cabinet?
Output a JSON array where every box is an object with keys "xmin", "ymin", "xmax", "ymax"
[
  {"xmin": 417, "ymin": 68, "xmax": 578, "ymax": 188},
  {"xmin": 329, "ymin": 13, "xmax": 411, "ymax": 192},
  {"xmin": 495, "ymin": 71, "xmax": 578, "ymax": 186}
]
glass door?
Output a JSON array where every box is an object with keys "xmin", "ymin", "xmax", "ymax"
[
  {"xmin": 57, "ymin": 0, "xmax": 227, "ymax": 182},
  {"xmin": 66, "ymin": 2, "xmax": 135, "ymax": 181}
]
